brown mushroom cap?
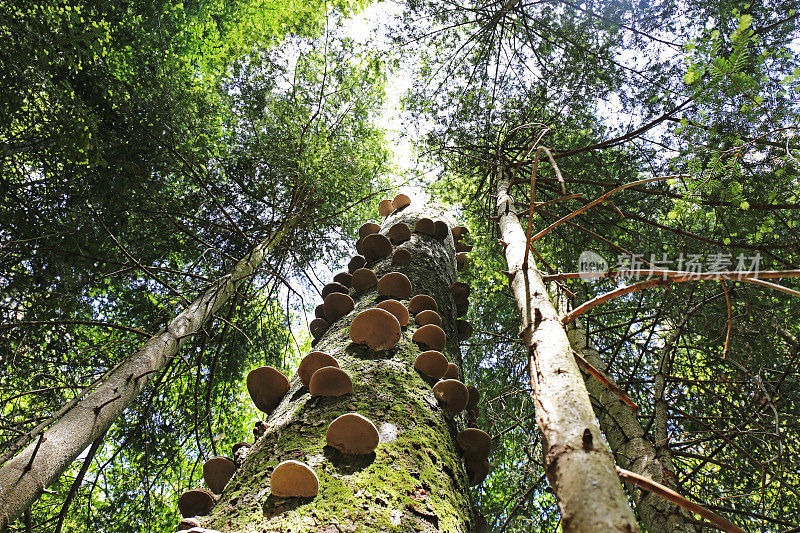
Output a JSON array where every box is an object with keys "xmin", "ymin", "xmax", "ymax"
[
  {"xmin": 355, "ymin": 238, "xmax": 365, "ymax": 256},
  {"xmin": 408, "ymin": 294, "xmax": 438, "ymax": 315},
  {"xmin": 351, "ymin": 268, "xmax": 378, "ymax": 292},
  {"xmin": 203, "ymin": 457, "xmax": 235, "ymax": 494},
  {"xmin": 178, "ymin": 518, "xmax": 201, "ymax": 531},
  {"xmin": 376, "ymin": 299, "xmax": 409, "ymax": 326},
  {"xmin": 413, "ymin": 350, "xmax": 449, "ymax": 380},
  {"xmin": 433, "ymin": 220, "xmax": 449, "ymax": 240},
  {"xmin": 392, "ymin": 193, "xmax": 411, "ymax": 211},
  {"xmin": 314, "ymin": 304, "xmax": 326, "ymax": 320},
  {"xmin": 467, "ymin": 385, "xmax": 480, "ymax": 411},
  {"xmin": 466, "ymin": 459, "xmax": 490, "ymax": 486},
  {"xmin": 323, "ymin": 292, "xmax": 355, "ymax": 323},
  {"xmin": 392, "ymin": 248, "xmax": 411, "ymax": 265},
  {"xmin": 455, "ymin": 300, "xmax": 468, "ymax": 318},
  {"xmin": 232, "ymin": 442, "xmax": 251, "ymax": 455},
  {"xmin": 349, "ymin": 308, "xmax": 402, "ymax": 350},
  {"xmin": 451, "ymin": 281, "xmax": 471, "ymax": 303},
  {"xmin": 348, "ymin": 255, "xmax": 367, "ymax": 273},
  {"xmin": 433, "ymin": 379, "xmax": 469, "ymax": 415},
  {"xmin": 412, "ymin": 324, "xmax": 447, "ymax": 351},
  {"xmin": 247, "ymin": 366, "xmax": 290, "ymax": 414},
  {"xmin": 178, "ymin": 489, "xmax": 215, "ymax": 518},
  {"xmin": 309, "ymin": 366, "xmax": 353, "ymax": 397},
  {"xmin": 310, "ymin": 317, "xmax": 329, "ymax": 339},
  {"xmin": 358, "ymin": 222, "xmax": 381, "ymax": 240},
  {"xmin": 451, "ymin": 226, "xmax": 469, "ymax": 241},
  {"xmin": 271, "ymin": 460, "xmax": 319, "ymax": 498},
  {"xmin": 361, "ymin": 233, "xmax": 392, "ymax": 262},
  {"xmin": 456, "ymin": 252, "xmax": 469, "ymax": 272},
  {"xmin": 415, "ymin": 309, "xmax": 442, "ymax": 327},
  {"xmin": 414, "ymin": 217, "xmax": 435, "ymax": 236},
  {"xmin": 388, "ymin": 222, "xmax": 412, "ymax": 244},
  {"xmin": 377, "ymin": 272, "xmax": 412, "ymax": 299},
  {"xmin": 326, "ymin": 413, "xmax": 380, "ymax": 454},
  {"xmin": 378, "ymin": 199, "xmax": 394, "ymax": 217},
  {"xmin": 443, "ymin": 362, "xmax": 460, "ymax": 380},
  {"xmin": 322, "ymin": 281, "xmax": 349, "ymax": 298},
  {"xmin": 456, "ymin": 242, "xmax": 473, "ymax": 253},
  {"xmin": 457, "ymin": 320, "xmax": 473, "ymax": 341},
  {"xmin": 457, "ymin": 428, "xmax": 492, "ymax": 461},
  {"xmin": 298, "ymin": 351, "xmax": 339, "ymax": 387},
  {"xmin": 333, "ymin": 272, "xmax": 353, "ymax": 287}
]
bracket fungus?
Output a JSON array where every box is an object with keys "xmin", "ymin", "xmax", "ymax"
[
  {"xmin": 271, "ymin": 460, "xmax": 319, "ymax": 498},
  {"xmin": 349, "ymin": 308, "xmax": 401, "ymax": 350},
  {"xmin": 376, "ymin": 299, "xmax": 409, "ymax": 326},
  {"xmin": 298, "ymin": 351, "xmax": 339, "ymax": 387},
  {"xmin": 321, "ymin": 281, "xmax": 349, "ymax": 298},
  {"xmin": 451, "ymin": 281, "xmax": 471, "ymax": 303},
  {"xmin": 412, "ymin": 324, "xmax": 447, "ymax": 351},
  {"xmin": 314, "ymin": 304, "xmax": 326, "ymax": 320},
  {"xmin": 457, "ymin": 428, "xmax": 492, "ymax": 461},
  {"xmin": 457, "ymin": 319, "xmax": 473, "ymax": 341},
  {"xmin": 358, "ymin": 222, "xmax": 381, "ymax": 239},
  {"xmin": 392, "ymin": 193, "xmax": 411, "ymax": 211},
  {"xmin": 408, "ymin": 294, "xmax": 438, "ymax": 315},
  {"xmin": 466, "ymin": 459, "xmax": 490, "ymax": 486},
  {"xmin": 456, "ymin": 252, "xmax": 469, "ymax": 272},
  {"xmin": 377, "ymin": 272, "xmax": 412, "ymax": 299},
  {"xmin": 323, "ymin": 292, "xmax": 355, "ymax": 323},
  {"xmin": 432, "ymin": 379, "xmax": 469, "ymax": 415},
  {"xmin": 326, "ymin": 413, "xmax": 380, "ymax": 454},
  {"xmin": 178, "ymin": 518, "xmax": 201, "ymax": 531},
  {"xmin": 414, "ymin": 309, "xmax": 442, "ymax": 328},
  {"xmin": 333, "ymin": 272, "xmax": 353, "ymax": 287},
  {"xmin": 455, "ymin": 301, "xmax": 469, "ymax": 318},
  {"xmin": 413, "ymin": 350, "xmax": 449, "ymax": 380},
  {"xmin": 414, "ymin": 217, "xmax": 435, "ymax": 236},
  {"xmin": 348, "ymin": 255, "xmax": 366, "ymax": 273},
  {"xmin": 378, "ymin": 199, "xmax": 394, "ymax": 217},
  {"xmin": 309, "ymin": 366, "xmax": 353, "ymax": 397},
  {"xmin": 433, "ymin": 220, "xmax": 449, "ymax": 240},
  {"xmin": 451, "ymin": 226, "xmax": 469, "ymax": 241},
  {"xmin": 247, "ymin": 366, "xmax": 289, "ymax": 414},
  {"xmin": 392, "ymin": 248, "xmax": 411, "ymax": 265},
  {"xmin": 388, "ymin": 222, "xmax": 412, "ymax": 244},
  {"xmin": 351, "ymin": 268, "xmax": 378, "ymax": 292},
  {"xmin": 361, "ymin": 233, "xmax": 392, "ymax": 262},
  {"xmin": 456, "ymin": 242, "xmax": 473, "ymax": 253},
  {"xmin": 203, "ymin": 457, "xmax": 235, "ymax": 494},
  {"xmin": 310, "ymin": 317, "xmax": 329, "ymax": 339},
  {"xmin": 443, "ymin": 363, "xmax": 460, "ymax": 380},
  {"xmin": 178, "ymin": 489, "xmax": 215, "ymax": 518}
]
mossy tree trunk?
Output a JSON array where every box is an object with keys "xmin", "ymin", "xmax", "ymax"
[{"xmin": 202, "ymin": 202, "xmax": 477, "ymax": 532}]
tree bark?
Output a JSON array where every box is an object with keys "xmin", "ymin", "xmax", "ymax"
[
  {"xmin": 565, "ymin": 320, "xmax": 699, "ymax": 533},
  {"xmin": 200, "ymin": 203, "xmax": 476, "ymax": 532},
  {"xmin": 495, "ymin": 166, "xmax": 638, "ymax": 532},
  {"xmin": 0, "ymin": 220, "xmax": 297, "ymax": 531}
]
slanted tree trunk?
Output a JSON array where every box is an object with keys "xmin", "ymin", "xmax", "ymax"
[
  {"xmin": 200, "ymin": 203, "xmax": 476, "ymax": 532},
  {"xmin": 565, "ymin": 319, "xmax": 699, "ymax": 533},
  {"xmin": 495, "ymin": 165, "xmax": 638, "ymax": 532},
  {"xmin": 0, "ymin": 221, "xmax": 296, "ymax": 531}
]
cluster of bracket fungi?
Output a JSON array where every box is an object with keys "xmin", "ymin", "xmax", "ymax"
[{"xmin": 175, "ymin": 194, "xmax": 490, "ymax": 530}]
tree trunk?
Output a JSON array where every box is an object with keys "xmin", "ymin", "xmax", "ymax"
[
  {"xmin": 0, "ymin": 221, "xmax": 296, "ymax": 531},
  {"xmin": 565, "ymin": 320, "xmax": 699, "ymax": 533},
  {"xmin": 495, "ymin": 166, "xmax": 638, "ymax": 532},
  {"xmin": 201, "ymin": 203, "xmax": 477, "ymax": 532}
]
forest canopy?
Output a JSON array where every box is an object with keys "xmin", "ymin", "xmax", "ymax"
[{"xmin": 1, "ymin": 0, "xmax": 799, "ymax": 531}]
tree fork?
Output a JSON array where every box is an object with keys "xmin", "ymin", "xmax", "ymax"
[
  {"xmin": 0, "ymin": 219, "xmax": 298, "ymax": 531},
  {"xmin": 198, "ymin": 201, "xmax": 477, "ymax": 532},
  {"xmin": 495, "ymin": 165, "xmax": 638, "ymax": 532}
]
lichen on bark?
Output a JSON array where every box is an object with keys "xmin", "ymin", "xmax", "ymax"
[{"xmin": 200, "ymin": 203, "xmax": 477, "ymax": 532}]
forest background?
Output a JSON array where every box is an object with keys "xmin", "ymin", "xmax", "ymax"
[{"xmin": 1, "ymin": 0, "xmax": 799, "ymax": 530}]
